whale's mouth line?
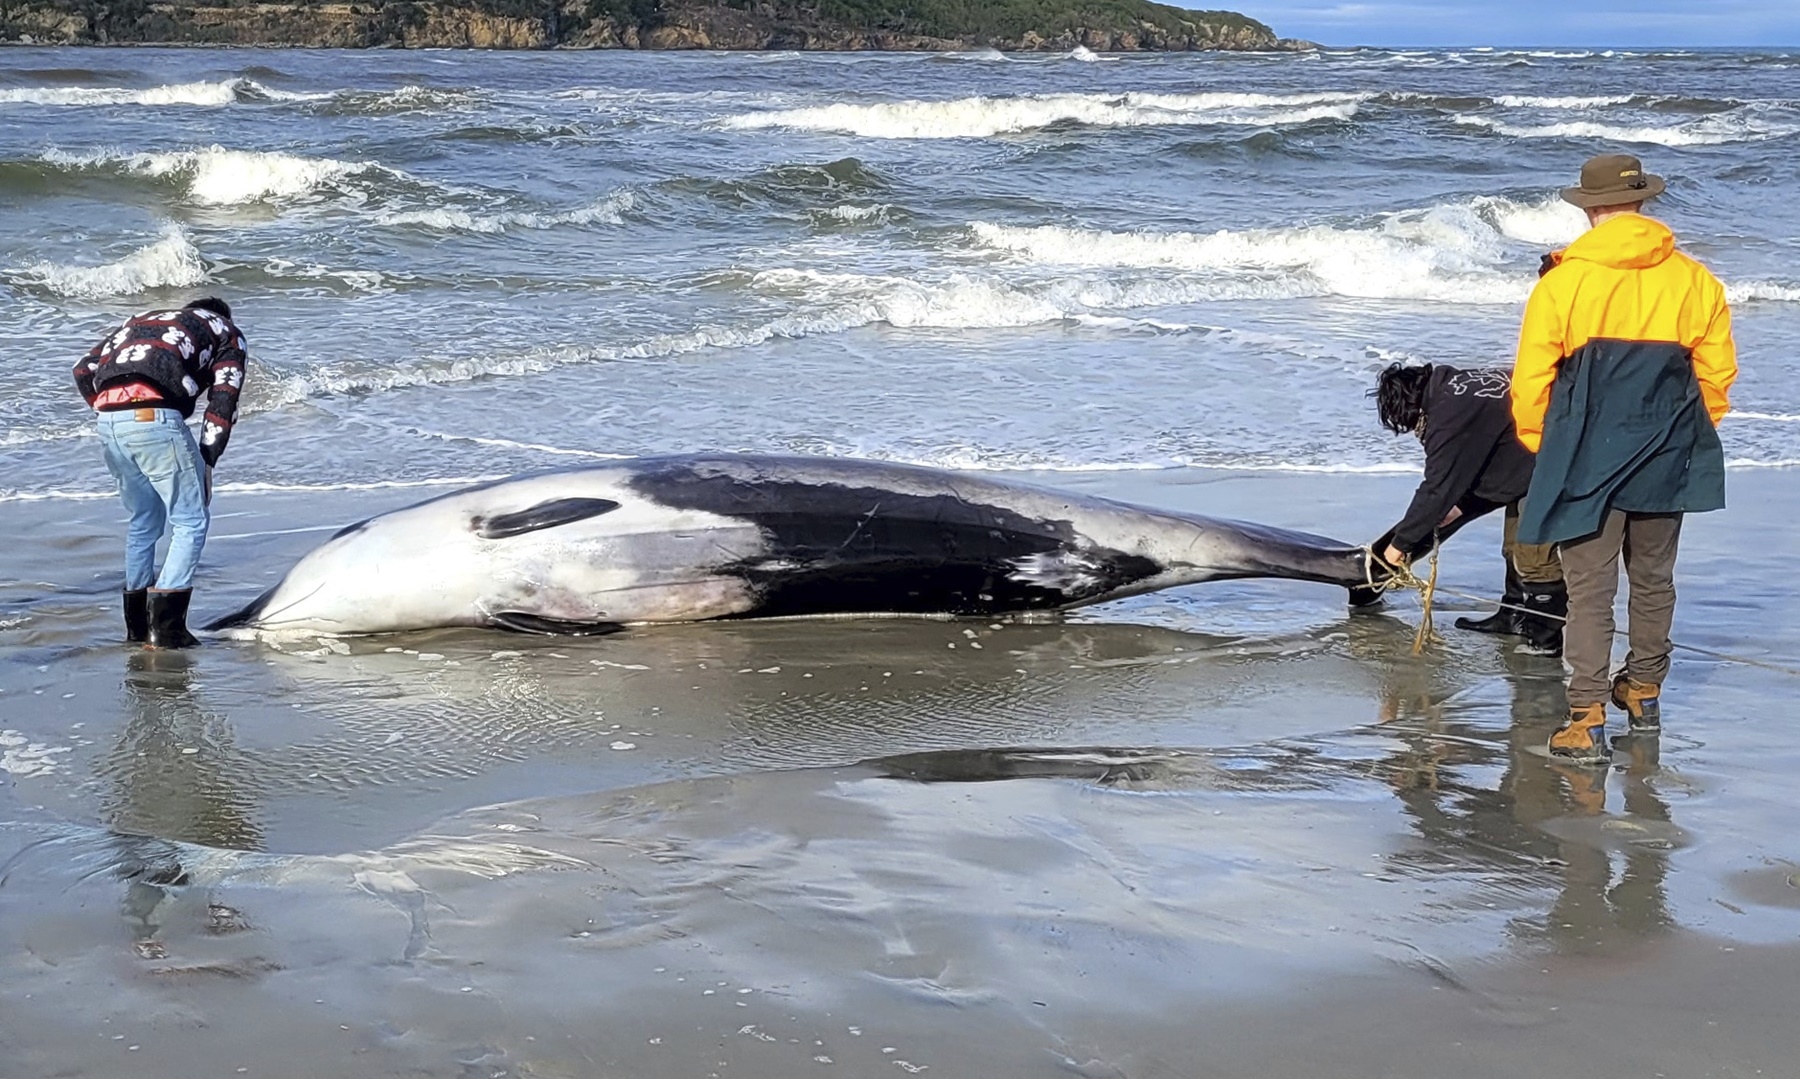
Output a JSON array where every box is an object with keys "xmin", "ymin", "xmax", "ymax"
[{"xmin": 205, "ymin": 580, "xmax": 328, "ymax": 632}]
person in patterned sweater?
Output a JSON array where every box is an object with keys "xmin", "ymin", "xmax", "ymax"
[{"xmin": 74, "ymin": 298, "xmax": 247, "ymax": 649}]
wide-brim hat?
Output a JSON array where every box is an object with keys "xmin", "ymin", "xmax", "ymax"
[{"xmin": 1561, "ymin": 153, "xmax": 1666, "ymax": 209}]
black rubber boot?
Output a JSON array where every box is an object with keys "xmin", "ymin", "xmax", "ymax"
[
  {"xmin": 1518, "ymin": 580, "xmax": 1567, "ymax": 657},
  {"xmin": 146, "ymin": 589, "xmax": 201, "ymax": 650},
  {"xmin": 123, "ymin": 589, "xmax": 149, "ymax": 643},
  {"xmin": 1455, "ymin": 564, "xmax": 1525, "ymax": 636}
]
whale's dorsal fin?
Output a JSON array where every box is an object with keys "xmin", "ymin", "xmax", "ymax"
[
  {"xmin": 473, "ymin": 497, "xmax": 621, "ymax": 540},
  {"xmin": 489, "ymin": 612, "xmax": 625, "ymax": 636}
]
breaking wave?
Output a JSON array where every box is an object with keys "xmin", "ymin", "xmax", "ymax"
[
  {"xmin": 720, "ymin": 91, "xmax": 1364, "ymax": 139},
  {"xmin": 374, "ymin": 191, "xmax": 634, "ymax": 234},
  {"xmin": 0, "ymin": 78, "xmax": 287, "ymax": 107},
  {"xmin": 0, "ymin": 77, "xmax": 482, "ymax": 115},
  {"xmin": 1728, "ymin": 281, "xmax": 1800, "ymax": 304},
  {"xmin": 964, "ymin": 197, "xmax": 1577, "ymax": 305},
  {"xmin": 0, "ymin": 77, "xmax": 261, "ymax": 106},
  {"xmin": 42, "ymin": 145, "xmax": 411, "ymax": 206},
  {"xmin": 1491, "ymin": 94, "xmax": 1636, "ymax": 109},
  {"xmin": 1454, "ymin": 109, "xmax": 1799, "ymax": 146},
  {"xmin": 8, "ymin": 225, "xmax": 207, "ymax": 298}
]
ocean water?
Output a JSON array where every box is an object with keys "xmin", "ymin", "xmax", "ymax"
[{"xmin": 3, "ymin": 45, "xmax": 1799, "ymax": 504}]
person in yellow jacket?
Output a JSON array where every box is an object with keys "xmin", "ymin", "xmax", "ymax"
[{"xmin": 1511, "ymin": 153, "xmax": 1737, "ymax": 765}]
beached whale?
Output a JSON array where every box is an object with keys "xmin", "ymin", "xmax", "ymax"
[{"xmin": 210, "ymin": 453, "xmax": 1384, "ymax": 637}]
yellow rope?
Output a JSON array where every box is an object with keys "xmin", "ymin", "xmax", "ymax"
[{"xmin": 1410, "ymin": 543, "xmax": 1441, "ymax": 656}]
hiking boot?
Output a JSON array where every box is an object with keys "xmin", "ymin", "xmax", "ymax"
[
  {"xmin": 1517, "ymin": 580, "xmax": 1567, "ymax": 657},
  {"xmin": 1548, "ymin": 703, "xmax": 1610, "ymax": 766},
  {"xmin": 1455, "ymin": 565, "xmax": 1525, "ymax": 636},
  {"xmin": 123, "ymin": 589, "xmax": 149, "ymax": 644},
  {"xmin": 146, "ymin": 589, "xmax": 201, "ymax": 650},
  {"xmin": 1611, "ymin": 676, "xmax": 1662, "ymax": 733}
]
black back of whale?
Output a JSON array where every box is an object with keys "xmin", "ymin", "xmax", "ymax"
[{"xmin": 625, "ymin": 456, "xmax": 1163, "ymax": 618}]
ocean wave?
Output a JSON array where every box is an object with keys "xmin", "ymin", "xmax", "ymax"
[
  {"xmin": 0, "ymin": 475, "xmax": 511, "ymax": 505},
  {"xmin": 42, "ymin": 145, "xmax": 409, "ymax": 206},
  {"xmin": 816, "ymin": 203, "xmax": 896, "ymax": 224},
  {"xmin": 1491, "ymin": 94, "xmax": 1635, "ymax": 109},
  {"xmin": 1454, "ymin": 110, "xmax": 1798, "ymax": 146},
  {"xmin": 259, "ymin": 259, "xmax": 397, "ymax": 294},
  {"xmin": 934, "ymin": 48, "xmax": 1009, "ymax": 62},
  {"xmin": 1067, "ymin": 314, "xmax": 1208, "ymax": 334},
  {"xmin": 0, "ymin": 424, "xmax": 89, "ymax": 448},
  {"xmin": 1474, "ymin": 195, "xmax": 1586, "ymax": 247},
  {"xmin": 8, "ymin": 225, "xmax": 207, "ymax": 298},
  {"xmin": 720, "ymin": 91, "xmax": 1364, "ymax": 139},
  {"xmin": 0, "ymin": 77, "xmax": 324, "ymax": 108},
  {"xmin": 255, "ymin": 271, "xmax": 1090, "ymax": 403},
  {"xmin": 965, "ymin": 198, "xmax": 1553, "ymax": 306},
  {"xmin": 409, "ymin": 431, "xmax": 638, "ymax": 460},
  {"xmin": 310, "ymin": 85, "xmax": 481, "ymax": 115},
  {"xmin": 247, "ymin": 263, "xmax": 1399, "ymax": 406},
  {"xmin": 0, "ymin": 77, "xmax": 485, "ymax": 116},
  {"xmin": 1727, "ymin": 280, "xmax": 1800, "ymax": 304},
  {"xmin": 1727, "ymin": 411, "xmax": 1800, "ymax": 422},
  {"xmin": 670, "ymin": 158, "xmax": 888, "ymax": 212},
  {"xmin": 374, "ymin": 191, "xmax": 634, "ymax": 234}
]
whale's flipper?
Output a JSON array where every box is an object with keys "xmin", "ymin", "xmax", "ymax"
[
  {"xmin": 489, "ymin": 612, "xmax": 625, "ymax": 637},
  {"xmin": 474, "ymin": 498, "xmax": 620, "ymax": 540}
]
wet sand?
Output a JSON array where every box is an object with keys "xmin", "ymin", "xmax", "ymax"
[{"xmin": 4, "ymin": 467, "xmax": 1799, "ymax": 1078}]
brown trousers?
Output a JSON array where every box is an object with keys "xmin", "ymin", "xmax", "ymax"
[
  {"xmin": 1557, "ymin": 510, "xmax": 1684, "ymax": 707},
  {"xmin": 1501, "ymin": 502, "xmax": 1562, "ymax": 584}
]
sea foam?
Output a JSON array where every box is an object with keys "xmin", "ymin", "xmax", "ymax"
[
  {"xmin": 1455, "ymin": 110, "xmax": 1798, "ymax": 146},
  {"xmin": 375, "ymin": 191, "xmax": 634, "ymax": 233},
  {"xmin": 11, "ymin": 225, "xmax": 207, "ymax": 298},
  {"xmin": 44, "ymin": 145, "xmax": 392, "ymax": 205},
  {"xmin": 966, "ymin": 198, "xmax": 1556, "ymax": 305},
  {"xmin": 721, "ymin": 91, "xmax": 1363, "ymax": 139}
]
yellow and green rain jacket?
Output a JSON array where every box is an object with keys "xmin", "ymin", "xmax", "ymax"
[{"xmin": 1510, "ymin": 213, "xmax": 1738, "ymax": 545}]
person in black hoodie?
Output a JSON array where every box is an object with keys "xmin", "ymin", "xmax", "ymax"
[{"xmin": 1370, "ymin": 362, "xmax": 1565, "ymax": 654}]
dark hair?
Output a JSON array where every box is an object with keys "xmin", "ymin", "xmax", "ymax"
[
  {"xmin": 1370, "ymin": 362, "xmax": 1433, "ymax": 436},
  {"xmin": 184, "ymin": 297, "xmax": 232, "ymax": 320}
]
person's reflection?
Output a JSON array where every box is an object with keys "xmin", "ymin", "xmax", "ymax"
[
  {"xmin": 105, "ymin": 652, "xmax": 263, "ymax": 953},
  {"xmin": 1375, "ymin": 646, "xmax": 1674, "ymax": 956},
  {"xmin": 1497, "ymin": 647, "xmax": 1674, "ymax": 953}
]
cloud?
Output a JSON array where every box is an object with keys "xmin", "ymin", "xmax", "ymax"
[{"xmin": 1229, "ymin": 0, "xmax": 1800, "ymax": 46}]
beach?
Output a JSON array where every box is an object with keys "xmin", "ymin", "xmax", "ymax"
[
  {"xmin": 5, "ymin": 44, "xmax": 1800, "ymax": 1077},
  {"xmin": 6, "ymin": 466, "xmax": 1800, "ymax": 1077}
]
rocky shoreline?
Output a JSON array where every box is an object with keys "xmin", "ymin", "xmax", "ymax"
[{"xmin": 0, "ymin": 1, "xmax": 1309, "ymax": 51}]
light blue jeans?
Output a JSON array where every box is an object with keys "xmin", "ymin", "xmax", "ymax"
[{"xmin": 96, "ymin": 409, "xmax": 209, "ymax": 591}]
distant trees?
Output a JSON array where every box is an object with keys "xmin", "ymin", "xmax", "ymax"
[{"xmin": 0, "ymin": 0, "xmax": 1274, "ymax": 46}]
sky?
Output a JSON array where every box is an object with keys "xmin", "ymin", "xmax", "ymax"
[{"xmin": 1229, "ymin": 1, "xmax": 1800, "ymax": 47}]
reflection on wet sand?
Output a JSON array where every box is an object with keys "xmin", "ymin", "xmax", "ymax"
[
  {"xmin": 106, "ymin": 653, "xmax": 264, "ymax": 851},
  {"xmin": 0, "ymin": 662, "xmax": 1703, "ymax": 1079},
  {"xmin": 1374, "ymin": 647, "xmax": 1678, "ymax": 958}
]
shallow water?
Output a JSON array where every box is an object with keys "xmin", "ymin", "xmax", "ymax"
[{"xmin": 5, "ymin": 45, "xmax": 1800, "ymax": 1078}]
